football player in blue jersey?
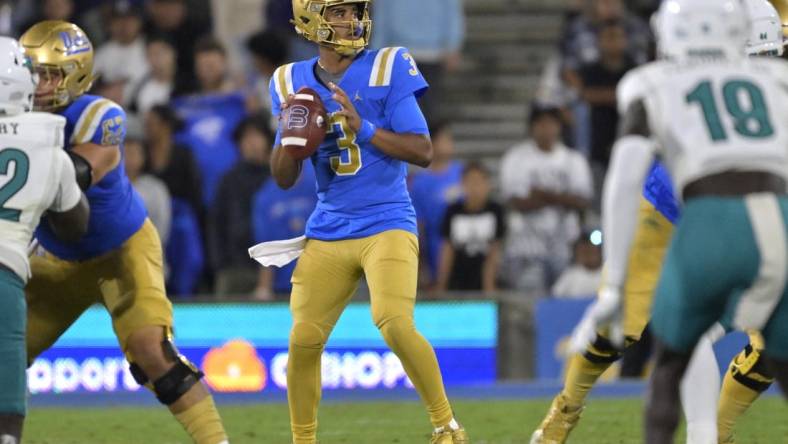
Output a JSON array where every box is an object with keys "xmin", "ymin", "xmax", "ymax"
[
  {"xmin": 270, "ymin": 1, "xmax": 467, "ymax": 443},
  {"xmin": 20, "ymin": 21, "xmax": 228, "ymax": 444}
]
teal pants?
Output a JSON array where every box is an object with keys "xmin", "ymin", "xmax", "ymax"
[
  {"xmin": 651, "ymin": 195, "xmax": 788, "ymax": 360},
  {"xmin": 0, "ymin": 267, "xmax": 26, "ymax": 415}
]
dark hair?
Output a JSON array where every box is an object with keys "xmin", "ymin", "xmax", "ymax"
[
  {"xmin": 599, "ymin": 18, "xmax": 625, "ymax": 32},
  {"xmin": 149, "ymin": 104, "xmax": 184, "ymax": 132},
  {"xmin": 462, "ymin": 161, "xmax": 489, "ymax": 178},
  {"xmin": 246, "ymin": 30, "xmax": 288, "ymax": 67},
  {"xmin": 528, "ymin": 102, "xmax": 563, "ymax": 127},
  {"xmin": 194, "ymin": 36, "xmax": 227, "ymax": 57},
  {"xmin": 428, "ymin": 118, "xmax": 450, "ymax": 137},
  {"xmin": 233, "ymin": 112, "xmax": 275, "ymax": 147},
  {"xmin": 146, "ymin": 33, "xmax": 176, "ymax": 49}
]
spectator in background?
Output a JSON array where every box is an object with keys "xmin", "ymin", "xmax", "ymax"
[
  {"xmin": 252, "ymin": 162, "xmax": 317, "ymax": 301},
  {"xmin": 171, "ymin": 37, "xmax": 247, "ymax": 207},
  {"xmin": 371, "ymin": 0, "xmax": 465, "ymax": 118},
  {"xmin": 436, "ymin": 162, "xmax": 505, "ymax": 294},
  {"xmin": 264, "ymin": 0, "xmax": 316, "ymax": 61},
  {"xmin": 145, "ymin": 105, "xmax": 205, "ymax": 296},
  {"xmin": 560, "ymin": 0, "xmax": 650, "ymax": 76},
  {"xmin": 128, "ymin": 35, "xmax": 176, "ymax": 115},
  {"xmin": 409, "ymin": 120, "xmax": 463, "ymax": 289},
  {"xmin": 500, "ymin": 104, "xmax": 593, "ymax": 296},
  {"xmin": 568, "ymin": 19, "xmax": 635, "ymax": 169},
  {"xmin": 210, "ymin": 113, "xmax": 273, "ymax": 296},
  {"xmin": 145, "ymin": 104, "xmax": 203, "ymax": 220},
  {"xmin": 246, "ymin": 30, "xmax": 287, "ymax": 113},
  {"xmin": 210, "ymin": 0, "xmax": 268, "ymax": 79},
  {"xmin": 91, "ymin": 77, "xmax": 126, "ymax": 106},
  {"xmin": 144, "ymin": 0, "xmax": 211, "ymax": 96},
  {"xmin": 551, "ymin": 233, "xmax": 602, "ymax": 298},
  {"xmin": 124, "ymin": 136, "xmax": 172, "ymax": 245},
  {"xmin": 94, "ymin": 1, "xmax": 148, "ymax": 107}
]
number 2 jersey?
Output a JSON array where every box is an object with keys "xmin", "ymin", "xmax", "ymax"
[
  {"xmin": 269, "ymin": 47, "xmax": 429, "ymax": 240},
  {"xmin": 0, "ymin": 112, "xmax": 82, "ymax": 281},
  {"xmin": 36, "ymin": 95, "xmax": 148, "ymax": 260},
  {"xmin": 619, "ymin": 57, "xmax": 788, "ymax": 193}
]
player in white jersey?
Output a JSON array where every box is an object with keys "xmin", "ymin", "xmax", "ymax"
[
  {"xmin": 568, "ymin": 0, "xmax": 788, "ymax": 442},
  {"xmin": 0, "ymin": 37, "xmax": 88, "ymax": 443}
]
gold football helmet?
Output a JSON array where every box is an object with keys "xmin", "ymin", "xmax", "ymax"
[
  {"xmin": 20, "ymin": 20, "xmax": 97, "ymax": 110},
  {"xmin": 770, "ymin": 0, "xmax": 788, "ymax": 37},
  {"xmin": 292, "ymin": 0, "xmax": 372, "ymax": 56}
]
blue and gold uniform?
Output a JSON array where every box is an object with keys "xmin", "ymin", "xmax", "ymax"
[
  {"xmin": 619, "ymin": 161, "xmax": 678, "ymax": 340},
  {"xmin": 21, "ymin": 20, "xmax": 227, "ymax": 444},
  {"xmin": 35, "ymin": 95, "xmax": 147, "ymax": 259},
  {"xmin": 26, "ymin": 93, "xmax": 173, "ymax": 358},
  {"xmin": 272, "ymin": 46, "xmax": 427, "ymax": 240},
  {"xmin": 270, "ymin": 45, "xmax": 461, "ymax": 443}
]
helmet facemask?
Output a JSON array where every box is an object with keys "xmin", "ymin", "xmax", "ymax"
[{"xmin": 293, "ymin": 1, "xmax": 372, "ymax": 57}]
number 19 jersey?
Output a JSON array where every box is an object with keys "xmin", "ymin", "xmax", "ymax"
[
  {"xmin": 269, "ymin": 47, "xmax": 429, "ymax": 241},
  {"xmin": 618, "ymin": 57, "xmax": 788, "ymax": 193}
]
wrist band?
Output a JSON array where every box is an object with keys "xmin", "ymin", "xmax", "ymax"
[{"xmin": 357, "ymin": 119, "xmax": 377, "ymax": 143}]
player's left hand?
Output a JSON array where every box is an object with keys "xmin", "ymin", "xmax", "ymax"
[
  {"xmin": 568, "ymin": 285, "xmax": 624, "ymax": 355},
  {"xmin": 329, "ymin": 82, "xmax": 361, "ymax": 132}
]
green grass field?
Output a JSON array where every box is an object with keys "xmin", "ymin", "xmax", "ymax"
[{"xmin": 22, "ymin": 397, "xmax": 788, "ymax": 444}]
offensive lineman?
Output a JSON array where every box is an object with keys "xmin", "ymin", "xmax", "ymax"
[{"xmin": 20, "ymin": 21, "xmax": 228, "ymax": 443}]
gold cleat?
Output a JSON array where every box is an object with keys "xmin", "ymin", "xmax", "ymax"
[
  {"xmin": 430, "ymin": 424, "xmax": 469, "ymax": 444},
  {"xmin": 530, "ymin": 394, "xmax": 584, "ymax": 444},
  {"xmin": 719, "ymin": 434, "xmax": 736, "ymax": 444}
]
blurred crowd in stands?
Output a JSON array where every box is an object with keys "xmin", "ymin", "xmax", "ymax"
[{"xmin": 3, "ymin": 0, "xmax": 656, "ymax": 300}]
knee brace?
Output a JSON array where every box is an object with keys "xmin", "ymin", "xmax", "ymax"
[
  {"xmin": 129, "ymin": 339, "xmax": 204, "ymax": 405},
  {"xmin": 729, "ymin": 344, "xmax": 775, "ymax": 393},
  {"xmin": 583, "ymin": 334, "xmax": 624, "ymax": 364},
  {"xmin": 290, "ymin": 321, "xmax": 327, "ymax": 349}
]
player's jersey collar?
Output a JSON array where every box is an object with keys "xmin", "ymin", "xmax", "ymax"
[{"xmin": 308, "ymin": 49, "xmax": 370, "ymax": 95}]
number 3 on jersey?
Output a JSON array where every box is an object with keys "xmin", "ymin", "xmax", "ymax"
[
  {"xmin": 328, "ymin": 113, "xmax": 362, "ymax": 176},
  {"xmin": 686, "ymin": 79, "xmax": 774, "ymax": 142}
]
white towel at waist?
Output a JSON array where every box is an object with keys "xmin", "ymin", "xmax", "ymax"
[{"xmin": 248, "ymin": 235, "xmax": 307, "ymax": 267}]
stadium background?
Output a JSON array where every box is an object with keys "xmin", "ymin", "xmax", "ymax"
[{"xmin": 4, "ymin": 0, "xmax": 782, "ymax": 440}]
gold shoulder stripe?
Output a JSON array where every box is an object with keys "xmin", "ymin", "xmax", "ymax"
[{"xmin": 72, "ymin": 98, "xmax": 113, "ymax": 145}]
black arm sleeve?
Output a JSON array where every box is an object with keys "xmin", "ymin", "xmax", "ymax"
[{"xmin": 67, "ymin": 151, "xmax": 93, "ymax": 191}]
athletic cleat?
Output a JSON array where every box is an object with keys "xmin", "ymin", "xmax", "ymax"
[
  {"xmin": 430, "ymin": 424, "xmax": 469, "ymax": 444},
  {"xmin": 719, "ymin": 434, "xmax": 735, "ymax": 444},
  {"xmin": 530, "ymin": 394, "xmax": 584, "ymax": 444}
]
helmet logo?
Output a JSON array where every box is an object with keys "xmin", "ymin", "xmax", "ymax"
[
  {"xmin": 287, "ymin": 105, "xmax": 310, "ymax": 129},
  {"xmin": 59, "ymin": 31, "xmax": 91, "ymax": 56},
  {"xmin": 317, "ymin": 29, "xmax": 331, "ymax": 40}
]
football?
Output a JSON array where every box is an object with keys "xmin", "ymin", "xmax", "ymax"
[{"xmin": 280, "ymin": 87, "xmax": 328, "ymax": 160}]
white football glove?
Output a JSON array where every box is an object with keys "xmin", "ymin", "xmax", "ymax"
[{"xmin": 568, "ymin": 285, "xmax": 625, "ymax": 355}]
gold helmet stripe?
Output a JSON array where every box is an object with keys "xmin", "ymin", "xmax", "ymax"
[
  {"xmin": 274, "ymin": 63, "xmax": 294, "ymax": 107},
  {"xmin": 71, "ymin": 99, "xmax": 117, "ymax": 144}
]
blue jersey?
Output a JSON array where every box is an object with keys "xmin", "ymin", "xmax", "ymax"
[
  {"xmin": 643, "ymin": 161, "xmax": 680, "ymax": 224},
  {"xmin": 409, "ymin": 161, "xmax": 464, "ymax": 278},
  {"xmin": 36, "ymin": 95, "xmax": 147, "ymax": 260},
  {"xmin": 253, "ymin": 162, "xmax": 318, "ymax": 293},
  {"xmin": 270, "ymin": 47, "xmax": 429, "ymax": 240},
  {"xmin": 171, "ymin": 92, "xmax": 246, "ymax": 207}
]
